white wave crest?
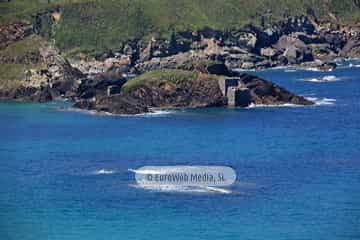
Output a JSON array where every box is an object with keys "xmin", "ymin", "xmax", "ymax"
[
  {"xmin": 284, "ymin": 69, "xmax": 297, "ymax": 72},
  {"xmin": 301, "ymin": 67, "xmax": 321, "ymax": 72},
  {"xmin": 63, "ymin": 107, "xmax": 174, "ymax": 117},
  {"xmin": 137, "ymin": 109, "xmax": 174, "ymax": 117},
  {"xmin": 303, "ymin": 75, "xmax": 340, "ymax": 82},
  {"xmin": 247, "ymin": 103, "xmax": 302, "ymax": 108},
  {"xmin": 92, "ymin": 169, "xmax": 117, "ymax": 175},
  {"xmin": 131, "ymin": 184, "xmax": 232, "ymax": 194},
  {"xmin": 306, "ymin": 97, "xmax": 336, "ymax": 106}
]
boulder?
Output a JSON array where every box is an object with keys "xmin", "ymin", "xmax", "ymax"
[
  {"xmin": 274, "ymin": 35, "xmax": 313, "ymax": 64},
  {"xmin": 341, "ymin": 36, "xmax": 360, "ymax": 58},
  {"xmin": 260, "ymin": 47, "xmax": 278, "ymax": 58},
  {"xmin": 320, "ymin": 31, "xmax": 346, "ymax": 50}
]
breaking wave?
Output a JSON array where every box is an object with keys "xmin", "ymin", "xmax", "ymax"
[
  {"xmin": 247, "ymin": 103, "xmax": 302, "ymax": 108},
  {"xmin": 246, "ymin": 97, "xmax": 336, "ymax": 108},
  {"xmin": 302, "ymin": 75, "xmax": 340, "ymax": 82},
  {"xmin": 62, "ymin": 107, "xmax": 174, "ymax": 117},
  {"xmin": 92, "ymin": 169, "xmax": 117, "ymax": 175},
  {"xmin": 306, "ymin": 97, "xmax": 336, "ymax": 106},
  {"xmin": 131, "ymin": 184, "xmax": 233, "ymax": 194}
]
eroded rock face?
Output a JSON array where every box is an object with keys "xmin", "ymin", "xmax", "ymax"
[{"xmin": 0, "ymin": 86, "xmax": 55, "ymax": 103}]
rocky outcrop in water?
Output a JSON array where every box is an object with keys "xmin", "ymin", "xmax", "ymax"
[{"xmin": 74, "ymin": 63, "xmax": 313, "ymax": 115}]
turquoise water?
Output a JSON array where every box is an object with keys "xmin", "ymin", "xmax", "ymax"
[{"xmin": 1, "ymin": 61, "xmax": 360, "ymax": 240}]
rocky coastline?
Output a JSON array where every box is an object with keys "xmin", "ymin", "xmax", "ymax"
[{"xmin": 1, "ymin": 15, "xmax": 359, "ymax": 114}]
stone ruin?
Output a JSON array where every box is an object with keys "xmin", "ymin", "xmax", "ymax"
[
  {"xmin": 218, "ymin": 78, "xmax": 252, "ymax": 107},
  {"xmin": 107, "ymin": 85, "xmax": 121, "ymax": 97}
]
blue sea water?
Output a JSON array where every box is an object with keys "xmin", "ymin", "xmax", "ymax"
[{"xmin": 1, "ymin": 60, "xmax": 360, "ymax": 240}]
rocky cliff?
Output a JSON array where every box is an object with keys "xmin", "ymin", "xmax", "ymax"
[{"xmin": 1, "ymin": 10, "xmax": 357, "ymax": 113}]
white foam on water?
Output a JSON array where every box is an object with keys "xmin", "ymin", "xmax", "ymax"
[
  {"xmin": 62, "ymin": 107, "xmax": 174, "ymax": 117},
  {"xmin": 306, "ymin": 97, "xmax": 336, "ymax": 106},
  {"xmin": 303, "ymin": 75, "xmax": 340, "ymax": 82},
  {"xmin": 128, "ymin": 168, "xmax": 171, "ymax": 174},
  {"xmin": 137, "ymin": 109, "xmax": 175, "ymax": 117},
  {"xmin": 284, "ymin": 69, "xmax": 297, "ymax": 72},
  {"xmin": 131, "ymin": 184, "xmax": 233, "ymax": 194},
  {"xmin": 246, "ymin": 103, "xmax": 302, "ymax": 109},
  {"xmin": 92, "ymin": 169, "xmax": 117, "ymax": 175},
  {"xmin": 233, "ymin": 68, "xmax": 257, "ymax": 72},
  {"xmin": 301, "ymin": 67, "xmax": 321, "ymax": 72},
  {"xmin": 60, "ymin": 107, "xmax": 114, "ymax": 116}
]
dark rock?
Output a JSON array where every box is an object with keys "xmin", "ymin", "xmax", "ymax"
[
  {"xmin": 177, "ymin": 60, "xmax": 232, "ymax": 76},
  {"xmin": 95, "ymin": 50, "xmax": 115, "ymax": 61},
  {"xmin": 33, "ymin": 87, "xmax": 53, "ymax": 102},
  {"xmin": 76, "ymin": 70, "xmax": 127, "ymax": 99},
  {"xmin": 9, "ymin": 86, "xmax": 37, "ymax": 100},
  {"xmin": 263, "ymin": 16, "xmax": 316, "ymax": 47},
  {"xmin": 318, "ymin": 62, "xmax": 337, "ymax": 71},
  {"xmin": 3, "ymin": 86, "xmax": 53, "ymax": 102},
  {"xmin": 237, "ymin": 73, "xmax": 313, "ymax": 106},
  {"xmin": 296, "ymin": 33, "xmax": 324, "ymax": 44},
  {"xmin": 73, "ymin": 100, "xmax": 95, "ymax": 110},
  {"xmin": 341, "ymin": 36, "xmax": 360, "ymax": 58},
  {"xmin": 320, "ymin": 31, "xmax": 346, "ymax": 50},
  {"xmin": 198, "ymin": 27, "xmax": 223, "ymax": 40}
]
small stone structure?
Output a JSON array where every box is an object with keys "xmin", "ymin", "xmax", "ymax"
[
  {"xmin": 107, "ymin": 85, "xmax": 121, "ymax": 96},
  {"xmin": 218, "ymin": 78, "xmax": 239, "ymax": 97},
  {"xmin": 218, "ymin": 78, "xmax": 252, "ymax": 107},
  {"xmin": 227, "ymin": 87, "xmax": 251, "ymax": 107}
]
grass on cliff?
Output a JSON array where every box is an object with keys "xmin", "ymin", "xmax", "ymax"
[
  {"xmin": 1, "ymin": 0, "xmax": 360, "ymax": 55},
  {"xmin": 0, "ymin": 63, "xmax": 39, "ymax": 89},
  {"xmin": 122, "ymin": 69, "xmax": 199, "ymax": 92},
  {"xmin": 0, "ymin": 35, "xmax": 45, "ymax": 89},
  {"xmin": 0, "ymin": 35, "xmax": 44, "ymax": 58}
]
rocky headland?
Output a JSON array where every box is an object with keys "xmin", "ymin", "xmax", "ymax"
[
  {"xmin": 74, "ymin": 62, "xmax": 313, "ymax": 115},
  {"xmin": 1, "ymin": 12, "xmax": 359, "ymax": 114}
]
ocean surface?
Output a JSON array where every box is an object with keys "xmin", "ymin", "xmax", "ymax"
[{"xmin": 1, "ymin": 59, "xmax": 360, "ymax": 240}]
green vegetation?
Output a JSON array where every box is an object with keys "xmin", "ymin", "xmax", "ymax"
[
  {"xmin": 0, "ymin": 63, "xmax": 40, "ymax": 89},
  {"xmin": 0, "ymin": 0, "xmax": 359, "ymax": 55},
  {"xmin": 122, "ymin": 69, "xmax": 198, "ymax": 92},
  {"xmin": 0, "ymin": 35, "xmax": 45, "ymax": 89},
  {"xmin": 308, "ymin": 44, "xmax": 320, "ymax": 56},
  {"xmin": 0, "ymin": 35, "xmax": 43, "ymax": 58}
]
